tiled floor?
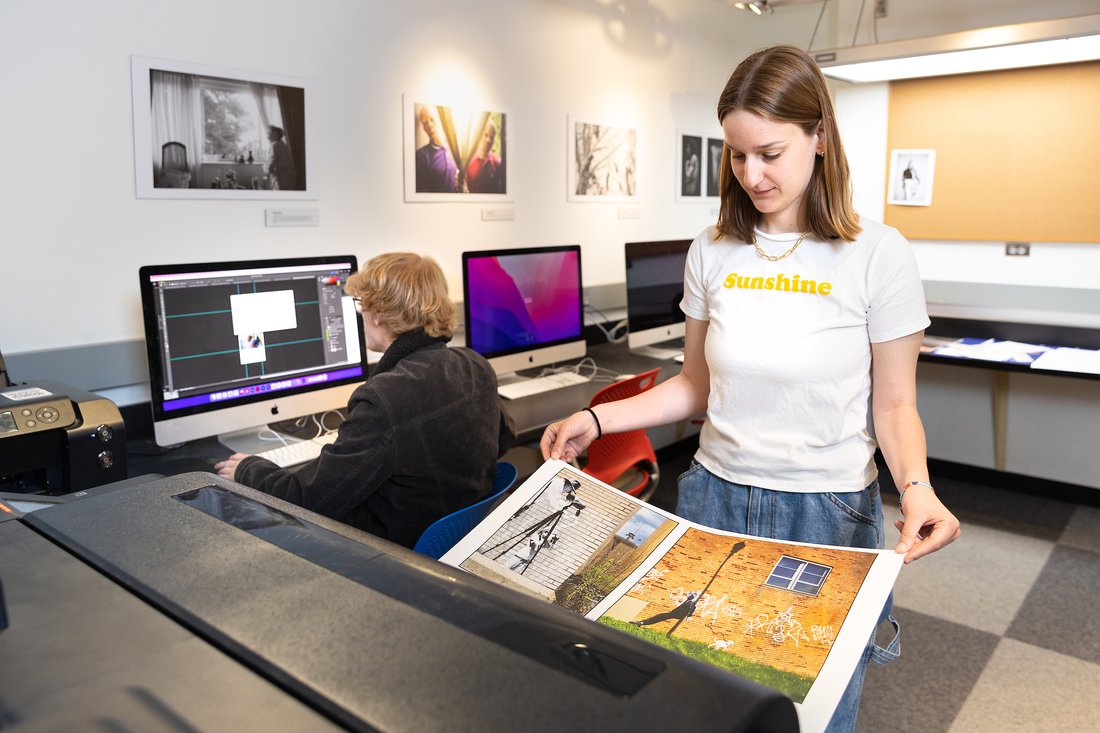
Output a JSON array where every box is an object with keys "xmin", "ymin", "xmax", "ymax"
[{"xmin": 650, "ymin": 441, "xmax": 1100, "ymax": 733}]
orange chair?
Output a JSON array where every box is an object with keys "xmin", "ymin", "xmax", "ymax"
[{"xmin": 581, "ymin": 368, "xmax": 661, "ymax": 501}]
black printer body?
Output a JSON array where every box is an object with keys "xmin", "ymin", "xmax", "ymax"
[{"xmin": 0, "ymin": 379, "xmax": 127, "ymax": 494}]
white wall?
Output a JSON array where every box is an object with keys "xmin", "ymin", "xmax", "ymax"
[
  {"xmin": 2, "ymin": 0, "xmax": 1097, "ymax": 359},
  {"xmin": 0, "ymin": 0, "xmax": 737, "ymax": 358}
]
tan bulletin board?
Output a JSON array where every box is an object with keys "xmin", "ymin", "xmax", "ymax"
[{"xmin": 884, "ymin": 61, "xmax": 1100, "ymax": 242}]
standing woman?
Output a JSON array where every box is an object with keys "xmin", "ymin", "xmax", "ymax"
[{"xmin": 542, "ymin": 45, "xmax": 959, "ymax": 732}]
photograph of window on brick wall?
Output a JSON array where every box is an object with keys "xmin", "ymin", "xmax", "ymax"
[
  {"xmin": 459, "ymin": 468, "xmax": 677, "ymax": 609},
  {"xmin": 599, "ymin": 528, "xmax": 876, "ymax": 703}
]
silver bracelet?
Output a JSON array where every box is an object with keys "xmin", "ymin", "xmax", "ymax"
[{"xmin": 900, "ymin": 479, "xmax": 934, "ymax": 502}]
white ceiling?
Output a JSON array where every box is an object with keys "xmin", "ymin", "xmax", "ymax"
[{"xmin": 549, "ymin": 0, "xmax": 1100, "ymax": 59}]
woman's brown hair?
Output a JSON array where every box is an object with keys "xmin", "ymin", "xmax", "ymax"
[{"xmin": 715, "ymin": 44, "xmax": 861, "ymax": 243}]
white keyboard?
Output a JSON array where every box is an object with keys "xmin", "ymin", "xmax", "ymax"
[
  {"xmin": 498, "ymin": 372, "xmax": 590, "ymax": 400},
  {"xmin": 631, "ymin": 344, "xmax": 684, "ymax": 362},
  {"xmin": 255, "ymin": 432, "xmax": 338, "ymax": 468}
]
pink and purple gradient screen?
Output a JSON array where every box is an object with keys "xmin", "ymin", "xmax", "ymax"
[{"xmin": 466, "ymin": 249, "xmax": 582, "ymax": 355}]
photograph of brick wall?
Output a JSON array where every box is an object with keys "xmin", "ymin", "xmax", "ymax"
[
  {"xmin": 600, "ymin": 528, "xmax": 876, "ymax": 702},
  {"xmin": 460, "ymin": 467, "xmax": 676, "ymax": 606}
]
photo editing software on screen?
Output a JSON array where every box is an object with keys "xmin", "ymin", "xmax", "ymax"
[{"xmin": 145, "ymin": 261, "xmax": 364, "ymax": 414}]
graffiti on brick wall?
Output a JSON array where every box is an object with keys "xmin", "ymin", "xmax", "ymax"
[
  {"xmin": 743, "ymin": 606, "xmax": 811, "ymax": 647},
  {"xmin": 694, "ymin": 591, "xmax": 743, "ymax": 624},
  {"xmin": 811, "ymin": 625, "xmax": 836, "ymax": 647},
  {"xmin": 629, "ymin": 566, "xmax": 668, "ymax": 594}
]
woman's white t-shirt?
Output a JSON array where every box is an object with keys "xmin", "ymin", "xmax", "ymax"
[{"xmin": 680, "ymin": 221, "xmax": 929, "ymax": 493}]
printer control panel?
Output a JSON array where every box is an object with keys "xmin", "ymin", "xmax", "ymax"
[{"xmin": 0, "ymin": 387, "xmax": 78, "ymax": 438}]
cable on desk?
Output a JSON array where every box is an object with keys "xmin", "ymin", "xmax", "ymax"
[
  {"xmin": 261, "ymin": 409, "xmax": 346, "ymax": 446},
  {"xmin": 312, "ymin": 410, "xmax": 343, "ymax": 437},
  {"xmin": 536, "ymin": 357, "xmax": 633, "ymax": 384},
  {"xmin": 585, "ymin": 304, "xmax": 628, "ymax": 345},
  {"xmin": 256, "ymin": 426, "xmax": 292, "ymax": 447}
]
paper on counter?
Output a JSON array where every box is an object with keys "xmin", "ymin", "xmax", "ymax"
[
  {"xmin": 932, "ymin": 338, "xmax": 1050, "ymax": 364},
  {"xmin": 1030, "ymin": 347, "xmax": 1100, "ymax": 376}
]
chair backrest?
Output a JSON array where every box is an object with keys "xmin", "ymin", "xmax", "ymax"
[
  {"xmin": 161, "ymin": 142, "xmax": 187, "ymax": 172},
  {"xmin": 412, "ymin": 461, "xmax": 519, "ymax": 560},
  {"xmin": 582, "ymin": 369, "xmax": 660, "ymax": 488}
]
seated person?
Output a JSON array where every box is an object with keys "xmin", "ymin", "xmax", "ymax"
[{"xmin": 215, "ymin": 252, "xmax": 516, "ymax": 548}]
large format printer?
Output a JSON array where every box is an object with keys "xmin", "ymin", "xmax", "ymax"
[{"xmin": 0, "ymin": 472, "xmax": 798, "ymax": 732}]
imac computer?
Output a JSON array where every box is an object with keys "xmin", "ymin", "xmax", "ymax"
[
  {"xmin": 462, "ymin": 245, "xmax": 587, "ymax": 396},
  {"xmin": 138, "ymin": 255, "xmax": 367, "ymax": 450},
  {"xmin": 624, "ymin": 239, "xmax": 691, "ymax": 361}
]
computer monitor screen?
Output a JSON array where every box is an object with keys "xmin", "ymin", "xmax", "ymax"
[
  {"xmin": 462, "ymin": 245, "xmax": 585, "ymax": 376},
  {"xmin": 625, "ymin": 239, "xmax": 691, "ymax": 352},
  {"xmin": 139, "ymin": 255, "xmax": 366, "ymax": 448}
]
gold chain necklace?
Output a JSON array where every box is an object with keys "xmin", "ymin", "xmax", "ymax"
[{"xmin": 752, "ymin": 230, "xmax": 810, "ymax": 262}]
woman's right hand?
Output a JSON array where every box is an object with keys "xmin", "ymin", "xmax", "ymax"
[{"xmin": 540, "ymin": 410, "xmax": 601, "ymax": 462}]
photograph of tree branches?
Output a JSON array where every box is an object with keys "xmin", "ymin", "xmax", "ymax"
[{"xmin": 568, "ymin": 116, "xmax": 637, "ymax": 202}]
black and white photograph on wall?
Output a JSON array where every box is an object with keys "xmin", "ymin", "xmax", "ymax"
[
  {"xmin": 568, "ymin": 116, "xmax": 637, "ymax": 202},
  {"xmin": 403, "ymin": 96, "xmax": 509, "ymax": 203},
  {"xmin": 677, "ymin": 133, "xmax": 702, "ymax": 199},
  {"xmin": 887, "ymin": 148, "xmax": 936, "ymax": 206},
  {"xmin": 131, "ymin": 56, "xmax": 315, "ymax": 200},
  {"xmin": 676, "ymin": 131, "xmax": 721, "ymax": 202},
  {"xmin": 706, "ymin": 137, "xmax": 724, "ymax": 198}
]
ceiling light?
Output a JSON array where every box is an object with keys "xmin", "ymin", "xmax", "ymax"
[
  {"xmin": 814, "ymin": 13, "xmax": 1100, "ymax": 82},
  {"xmin": 732, "ymin": 1, "xmax": 773, "ymax": 16}
]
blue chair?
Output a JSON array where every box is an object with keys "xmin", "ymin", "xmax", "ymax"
[{"xmin": 412, "ymin": 461, "xmax": 519, "ymax": 559}]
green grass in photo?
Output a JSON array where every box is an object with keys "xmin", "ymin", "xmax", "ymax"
[{"xmin": 599, "ymin": 617, "xmax": 814, "ymax": 702}]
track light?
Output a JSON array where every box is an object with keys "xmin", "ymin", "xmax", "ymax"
[{"xmin": 732, "ymin": 1, "xmax": 773, "ymax": 16}]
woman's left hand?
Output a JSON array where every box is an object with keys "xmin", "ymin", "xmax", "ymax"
[{"xmin": 894, "ymin": 488, "xmax": 961, "ymax": 564}]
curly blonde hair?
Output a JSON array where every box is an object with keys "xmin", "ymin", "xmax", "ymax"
[{"xmin": 345, "ymin": 253, "xmax": 456, "ymax": 338}]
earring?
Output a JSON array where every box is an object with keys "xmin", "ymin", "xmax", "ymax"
[{"xmin": 817, "ymin": 150, "xmax": 825, "ymax": 157}]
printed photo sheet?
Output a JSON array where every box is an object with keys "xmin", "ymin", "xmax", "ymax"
[{"xmin": 441, "ymin": 459, "xmax": 905, "ymax": 733}]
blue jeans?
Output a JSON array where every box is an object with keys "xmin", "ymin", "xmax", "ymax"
[{"xmin": 676, "ymin": 462, "xmax": 900, "ymax": 733}]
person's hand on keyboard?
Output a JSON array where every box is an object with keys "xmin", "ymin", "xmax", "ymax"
[{"xmin": 214, "ymin": 452, "xmax": 251, "ymax": 481}]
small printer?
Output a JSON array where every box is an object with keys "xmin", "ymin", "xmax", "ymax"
[{"xmin": 0, "ymin": 380, "xmax": 127, "ymax": 494}]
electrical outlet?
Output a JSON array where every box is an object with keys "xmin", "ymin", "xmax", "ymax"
[
  {"xmin": 1005, "ymin": 242, "xmax": 1031, "ymax": 257},
  {"xmin": 874, "ymin": 0, "xmax": 887, "ymax": 18}
]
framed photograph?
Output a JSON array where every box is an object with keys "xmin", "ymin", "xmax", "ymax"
[
  {"xmin": 676, "ymin": 131, "xmax": 722, "ymax": 202},
  {"xmin": 706, "ymin": 136, "xmax": 725, "ymax": 198},
  {"xmin": 887, "ymin": 149, "xmax": 936, "ymax": 206},
  {"xmin": 131, "ymin": 56, "xmax": 316, "ymax": 199},
  {"xmin": 676, "ymin": 132, "xmax": 703, "ymax": 200},
  {"xmin": 403, "ymin": 96, "xmax": 509, "ymax": 202},
  {"xmin": 568, "ymin": 116, "xmax": 637, "ymax": 202}
]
